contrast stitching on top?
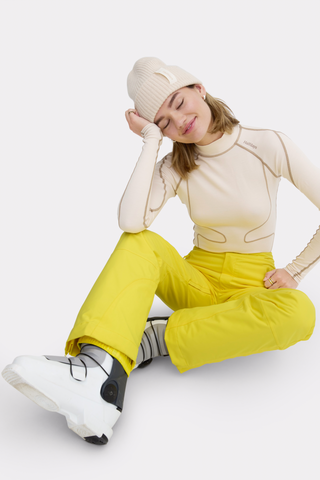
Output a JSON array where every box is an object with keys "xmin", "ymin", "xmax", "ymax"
[
  {"xmin": 196, "ymin": 127, "xmax": 277, "ymax": 246},
  {"xmin": 187, "ymin": 178, "xmax": 192, "ymax": 219},
  {"xmin": 198, "ymin": 126, "xmax": 241, "ymax": 158},
  {"xmin": 236, "ymin": 144, "xmax": 280, "ymax": 178},
  {"xmin": 174, "ymin": 177, "xmax": 183, "ymax": 194},
  {"xmin": 241, "ymin": 126, "xmax": 279, "ymax": 132},
  {"xmin": 273, "ymin": 131, "xmax": 296, "ymax": 187},
  {"xmin": 197, "ymin": 231, "xmax": 227, "ymax": 245},
  {"xmin": 244, "ymin": 163, "xmax": 274, "ymax": 243},
  {"xmin": 245, "ymin": 232, "xmax": 275, "ymax": 243},
  {"xmin": 118, "ymin": 160, "xmax": 140, "ymax": 225},
  {"xmin": 242, "ymin": 126, "xmax": 319, "ymax": 279},
  {"xmin": 241, "ymin": 126, "xmax": 286, "ymax": 136},
  {"xmin": 290, "ymin": 225, "xmax": 320, "ymax": 278},
  {"xmin": 291, "ymin": 260, "xmax": 320, "ymax": 279},
  {"xmin": 198, "ymin": 144, "xmax": 236, "ymax": 158},
  {"xmin": 150, "ymin": 158, "xmax": 167, "ymax": 212},
  {"xmin": 240, "ymin": 127, "xmax": 295, "ymax": 185},
  {"xmin": 292, "ymin": 225, "xmax": 320, "ymax": 260},
  {"xmin": 143, "ymin": 138, "xmax": 162, "ymax": 228}
]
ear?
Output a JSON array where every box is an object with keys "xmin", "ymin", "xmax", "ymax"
[{"xmin": 194, "ymin": 84, "xmax": 206, "ymax": 97}]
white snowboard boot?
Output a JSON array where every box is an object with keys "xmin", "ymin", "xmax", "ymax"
[{"xmin": 2, "ymin": 344, "xmax": 127, "ymax": 445}]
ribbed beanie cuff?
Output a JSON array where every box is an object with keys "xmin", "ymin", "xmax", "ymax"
[{"xmin": 127, "ymin": 57, "xmax": 201, "ymax": 122}]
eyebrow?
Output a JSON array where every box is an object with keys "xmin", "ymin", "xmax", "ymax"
[{"xmin": 155, "ymin": 92, "xmax": 179, "ymax": 126}]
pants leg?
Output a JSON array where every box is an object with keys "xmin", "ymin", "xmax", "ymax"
[
  {"xmin": 166, "ymin": 250, "xmax": 316, "ymax": 372},
  {"xmin": 65, "ymin": 230, "xmax": 215, "ymax": 368},
  {"xmin": 166, "ymin": 288, "xmax": 316, "ymax": 372}
]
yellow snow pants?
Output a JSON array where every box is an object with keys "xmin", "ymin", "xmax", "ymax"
[{"xmin": 65, "ymin": 230, "xmax": 316, "ymax": 375}]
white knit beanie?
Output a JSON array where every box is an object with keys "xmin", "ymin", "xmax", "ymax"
[{"xmin": 127, "ymin": 57, "xmax": 202, "ymax": 123}]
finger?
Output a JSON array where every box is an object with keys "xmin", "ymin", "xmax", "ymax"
[
  {"xmin": 125, "ymin": 109, "xmax": 136, "ymax": 119},
  {"xmin": 125, "ymin": 111, "xmax": 138, "ymax": 127},
  {"xmin": 265, "ymin": 282, "xmax": 278, "ymax": 289},
  {"xmin": 263, "ymin": 269, "xmax": 276, "ymax": 281},
  {"xmin": 264, "ymin": 277, "xmax": 277, "ymax": 289}
]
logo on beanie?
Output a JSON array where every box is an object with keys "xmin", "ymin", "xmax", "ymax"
[{"xmin": 155, "ymin": 68, "xmax": 178, "ymax": 84}]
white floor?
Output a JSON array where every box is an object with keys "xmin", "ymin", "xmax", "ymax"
[{"xmin": 1, "ymin": 289, "xmax": 319, "ymax": 480}]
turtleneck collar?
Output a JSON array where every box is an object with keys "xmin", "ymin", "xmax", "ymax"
[{"xmin": 195, "ymin": 124, "xmax": 240, "ymax": 156}]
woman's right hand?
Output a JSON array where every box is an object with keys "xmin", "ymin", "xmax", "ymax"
[{"xmin": 125, "ymin": 108, "xmax": 151, "ymax": 137}]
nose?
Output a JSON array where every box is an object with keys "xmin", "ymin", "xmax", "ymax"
[{"xmin": 170, "ymin": 111, "xmax": 186, "ymax": 131}]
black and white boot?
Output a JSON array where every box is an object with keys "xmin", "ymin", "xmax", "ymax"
[
  {"xmin": 136, "ymin": 316, "xmax": 169, "ymax": 369},
  {"xmin": 1, "ymin": 344, "xmax": 127, "ymax": 445}
]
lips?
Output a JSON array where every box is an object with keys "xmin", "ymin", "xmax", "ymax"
[{"xmin": 183, "ymin": 117, "xmax": 196, "ymax": 135}]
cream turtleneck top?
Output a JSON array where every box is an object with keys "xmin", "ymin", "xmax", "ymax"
[{"xmin": 118, "ymin": 123, "xmax": 320, "ymax": 284}]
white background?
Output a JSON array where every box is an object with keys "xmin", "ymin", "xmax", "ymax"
[{"xmin": 1, "ymin": 1, "xmax": 319, "ymax": 479}]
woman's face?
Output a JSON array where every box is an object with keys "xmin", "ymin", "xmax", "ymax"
[{"xmin": 153, "ymin": 84, "xmax": 213, "ymax": 145}]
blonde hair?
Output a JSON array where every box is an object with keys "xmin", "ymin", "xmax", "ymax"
[{"xmin": 170, "ymin": 87, "xmax": 240, "ymax": 179}]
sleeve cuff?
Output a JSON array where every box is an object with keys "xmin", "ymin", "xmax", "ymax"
[
  {"xmin": 141, "ymin": 123, "xmax": 163, "ymax": 140},
  {"xmin": 284, "ymin": 265, "xmax": 302, "ymax": 284}
]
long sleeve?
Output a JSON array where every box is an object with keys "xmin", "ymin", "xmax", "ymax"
[
  {"xmin": 276, "ymin": 132, "xmax": 320, "ymax": 283},
  {"xmin": 118, "ymin": 123, "xmax": 178, "ymax": 233}
]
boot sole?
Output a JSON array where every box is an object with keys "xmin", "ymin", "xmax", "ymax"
[{"xmin": 2, "ymin": 361, "xmax": 118, "ymax": 445}]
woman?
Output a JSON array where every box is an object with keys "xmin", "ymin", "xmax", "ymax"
[{"xmin": 2, "ymin": 57, "xmax": 319, "ymax": 446}]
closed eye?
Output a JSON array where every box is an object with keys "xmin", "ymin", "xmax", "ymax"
[{"xmin": 163, "ymin": 99, "xmax": 184, "ymax": 130}]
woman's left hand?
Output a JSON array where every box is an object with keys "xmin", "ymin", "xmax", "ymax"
[{"xmin": 263, "ymin": 268, "xmax": 298, "ymax": 289}]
